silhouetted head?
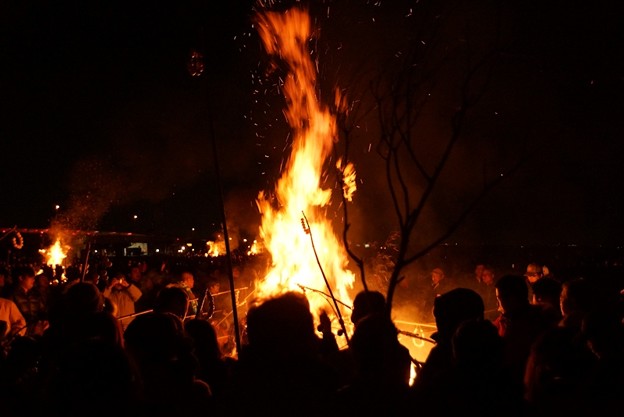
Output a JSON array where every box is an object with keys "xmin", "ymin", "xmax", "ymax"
[
  {"xmin": 351, "ymin": 290, "xmax": 386, "ymax": 326},
  {"xmin": 531, "ymin": 276, "xmax": 562, "ymax": 306},
  {"xmin": 495, "ymin": 274, "xmax": 530, "ymax": 315},
  {"xmin": 560, "ymin": 278, "xmax": 599, "ymax": 330},
  {"xmin": 432, "ymin": 287, "xmax": 484, "ymax": 342},
  {"xmin": 154, "ymin": 286, "xmax": 190, "ymax": 320},
  {"xmin": 185, "ymin": 318, "xmax": 222, "ymax": 360},
  {"xmin": 14, "ymin": 265, "xmax": 36, "ymax": 291},
  {"xmin": 560, "ymin": 278, "xmax": 596, "ymax": 317},
  {"xmin": 78, "ymin": 311, "xmax": 125, "ymax": 347},
  {"xmin": 245, "ymin": 291, "xmax": 317, "ymax": 360},
  {"xmin": 64, "ymin": 281, "xmax": 105, "ymax": 316},
  {"xmin": 124, "ymin": 312, "xmax": 190, "ymax": 366},
  {"xmin": 452, "ymin": 318, "xmax": 503, "ymax": 369}
]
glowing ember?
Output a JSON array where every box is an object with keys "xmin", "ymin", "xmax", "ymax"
[
  {"xmin": 337, "ymin": 158, "xmax": 357, "ymax": 202},
  {"xmin": 247, "ymin": 239, "xmax": 262, "ymax": 256},
  {"xmin": 254, "ymin": 8, "xmax": 355, "ymax": 326}
]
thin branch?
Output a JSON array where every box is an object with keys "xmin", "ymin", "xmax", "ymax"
[{"xmin": 404, "ymin": 155, "xmax": 529, "ymax": 265}]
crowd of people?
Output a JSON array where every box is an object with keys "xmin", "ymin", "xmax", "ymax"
[{"xmin": 0, "ymin": 254, "xmax": 622, "ymax": 416}]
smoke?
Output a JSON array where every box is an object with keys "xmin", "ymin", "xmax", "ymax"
[
  {"xmin": 52, "ymin": 156, "xmax": 124, "ymax": 232},
  {"xmin": 50, "ymin": 91, "xmax": 217, "ymax": 232}
]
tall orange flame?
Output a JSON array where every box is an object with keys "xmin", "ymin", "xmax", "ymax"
[{"xmin": 254, "ymin": 8, "xmax": 355, "ymax": 326}]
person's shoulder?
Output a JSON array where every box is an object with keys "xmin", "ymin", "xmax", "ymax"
[
  {"xmin": 0, "ymin": 296, "xmax": 16, "ymax": 306},
  {"xmin": 397, "ymin": 340, "xmax": 412, "ymax": 360}
]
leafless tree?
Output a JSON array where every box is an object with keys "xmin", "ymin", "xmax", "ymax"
[{"xmin": 333, "ymin": 1, "xmax": 527, "ymax": 312}]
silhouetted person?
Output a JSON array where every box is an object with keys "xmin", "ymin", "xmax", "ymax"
[
  {"xmin": 416, "ymin": 318, "xmax": 526, "ymax": 417},
  {"xmin": 330, "ymin": 313, "xmax": 412, "ymax": 416},
  {"xmin": 44, "ymin": 321, "xmax": 139, "ymax": 417},
  {"xmin": 184, "ymin": 318, "xmax": 235, "ymax": 401},
  {"xmin": 493, "ymin": 274, "xmax": 553, "ymax": 388},
  {"xmin": 475, "ymin": 264, "xmax": 498, "ymax": 321},
  {"xmin": 413, "ymin": 288, "xmax": 484, "ymax": 399},
  {"xmin": 523, "ymin": 326, "xmax": 597, "ymax": 417},
  {"xmin": 4, "ymin": 281, "xmax": 126, "ymax": 417},
  {"xmin": 167, "ymin": 270, "xmax": 198, "ymax": 318},
  {"xmin": 0, "ymin": 331, "xmax": 46, "ymax": 416},
  {"xmin": 321, "ymin": 289, "xmax": 391, "ymax": 389},
  {"xmin": 51, "ymin": 281, "xmax": 122, "ymax": 347},
  {"xmin": 430, "ymin": 267, "xmax": 454, "ymax": 296},
  {"xmin": 423, "ymin": 267, "xmax": 456, "ymax": 322},
  {"xmin": 531, "ymin": 276, "xmax": 563, "ymax": 327},
  {"xmin": 351, "ymin": 290, "xmax": 387, "ymax": 326},
  {"xmin": 227, "ymin": 291, "xmax": 340, "ymax": 416},
  {"xmin": 124, "ymin": 312, "xmax": 213, "ymax": 415},
  {"xmin": 446, "ymin": 319, "xmax": 527, "ymax": 417},
  {"xmin": 582, "ymin": 306, "xmax": 624, "ymax": 416},
  {"xmin": 525, "ymin": 262, "xmax": 547, "ymax": 301},
  {"xmin": 559, "ymin": 277, "xmax": 598, "ymax": 334},
  {"xmin": 9, "ymin": 265, "xmax": 47, "ymax": 336},
  {"xmin": 153, "ymin": 285, "xmax": 189, "ymax": 321}
]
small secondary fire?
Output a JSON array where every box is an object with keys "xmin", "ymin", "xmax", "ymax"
[{"xmin": 42, "ymin": 238, "xmax": 69, "ymax": 267}]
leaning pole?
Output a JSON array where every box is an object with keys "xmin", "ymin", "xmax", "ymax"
[{"xmin": 188, "ymin": 49, "xmax": 242, "ymax": 355}]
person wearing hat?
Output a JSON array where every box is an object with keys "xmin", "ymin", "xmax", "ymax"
[
  {"xmin": 430, "ymin": 267, "xmax": 453, "ymax": 296},
  {"xmin": 422, "ymin": 267, "xmax": 456, "ymax": 322},
  {"xmin": 524, "ymin": 263, "xmax": 544, "ymax": 285}
]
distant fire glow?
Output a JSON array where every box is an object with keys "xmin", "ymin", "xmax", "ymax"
[
  {"xmin": 206, "ymin": 236, "xmax": 227, "ymax": 257},
  {"xmin": 254, "ymin": 8, "xmax": 356, "ymax": 324}
]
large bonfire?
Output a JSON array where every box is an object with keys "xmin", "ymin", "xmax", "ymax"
[{"xmin": 253, "ymin": 7, "xmax": 356, "ymax": 330}]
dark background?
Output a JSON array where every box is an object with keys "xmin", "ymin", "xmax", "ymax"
[{"xmin": 1, "ymin": 0, "xmax": 622, "ymax": 248}]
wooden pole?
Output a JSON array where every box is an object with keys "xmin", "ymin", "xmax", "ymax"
[{"xmin": 208, "ymin": 118, "xmax": 242, "ymax": 355}]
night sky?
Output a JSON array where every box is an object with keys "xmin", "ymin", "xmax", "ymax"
[{"xmin": 1, "ymin": 0, "xmax": 622, "ymax": 248}]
